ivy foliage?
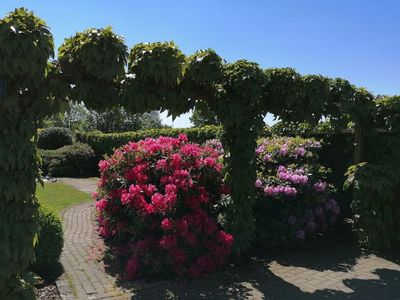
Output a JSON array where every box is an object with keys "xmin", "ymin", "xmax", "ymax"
[
  {"xmin": 185, "ymin": 49, "xmax": 224, "ymax": 85},
  {"xmin": 344, "ymin": 162, "xmax": 400, "ymax": 248},
  {"xmin": 59, "ymin": 27, "xmax": 127, "ymax": 81},
  {"xmin": 0, "ymin": 8, "xmax": 54, "ymax": 81},
  {"xmin": 123, "ymin": 42, "xmax": 188, "ymax": 115},
  {"xmin": 58, "ymin": 27, "xmax": 128, "ymax": 110},
  {"xmin": 375, "ymin": 96, "xmax": 400, "ymax": 131},
  {"xmin": 0, "ymin": 8, "xmax": 54, "ymax": 299},
  {"xmin": 128, "ymin": 41, "xmax": 185, "ymax": 86}
]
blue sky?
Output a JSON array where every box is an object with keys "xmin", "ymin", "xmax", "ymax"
[{"xmin": 2, "ymin": 1, "xmax": 399, "ymax": 127}]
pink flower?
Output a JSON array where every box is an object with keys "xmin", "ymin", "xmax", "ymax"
[
  {"xmin": 95, "ymin": 198, "xmax": 107, "ymax": 212},
  {"xmin": 165, "ymin": 184, "xmax": 177, "ymax": 194},
  {"xmin": 178, "ymin": 134, "xmax": 188, "ymax": 143},
  {"xmin": 129, "ymin": 184, "xmax": 142, "ymax": 197},
  {"xmin": 151, "ymin": 193, "xmax": 166, "ymax": 213},
  {"xmin": 279, "ymin": 145, "xmax": 288, "ymax": 156},
  {"xmin": 255, "ymin": 179, "xmax": 263, "ymax": 188},
  {"xmin": 144, "ymin": 184, "xmax": 156, "ymax": 196},
  {"xmin": 314, "ymin": 181, "xmax": 327, "ymax": 192},
  {"xmin": 203, "ymin": 157, "xmax": 216, "ymax": 168},
  {"xmin": 161, "ymin": 218, "xmax": 173, "ymax": 231},
  {"xmin": 264, "ymin": 186, "xmax": 277, "ymax": 196},
  {"xmin": 217, "ymin": 231, "xmax": 234, "ymax": 246},
  {"xmin": 294, "ymin": 147, "xmax": 306, "ymax": 157},
  {"xmin": 121, "ymin": 192, "xmax": 133, "ymax": 206},
  {"xmin": 156, "ymin": 159, "xmax": 168, "ymax": 170},
  {"xmin": 98, "ymin": 160, "xmax": 110, "ymax": 172}
]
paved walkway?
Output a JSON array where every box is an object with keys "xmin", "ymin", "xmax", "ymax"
[
  {"xmin": 57, "ymin": 178, "xmax": 132, "ymax": 299},
  {"xmin": 57, "ymin": 178, "xmax": 400, "ymax": 300}
]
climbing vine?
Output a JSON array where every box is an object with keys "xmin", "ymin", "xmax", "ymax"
[
  {"xmin": 0, "ymin": 8, "xmax": 54, "ymax": 298},
  {"xmin": 1, "ymin": 7, "xmax": 395, "ymax": 296}
]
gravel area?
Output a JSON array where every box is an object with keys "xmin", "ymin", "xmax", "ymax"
[{"xmin": 34, "ymin": 283, "xmax": 61, "ymax": 300}]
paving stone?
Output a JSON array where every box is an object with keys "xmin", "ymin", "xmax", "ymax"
[{"xmin": 57, "ymin": 178, "xmax": 400, "ymax": 300}]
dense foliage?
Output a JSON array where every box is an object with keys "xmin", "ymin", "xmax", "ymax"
[
  {"xmin": 345, "ymin": 163, "xmax": 400, "ymax": 248},
  {"xmin": 123, "ymin": 41, "xmax": 188, "ymax": 114},
  {"xmin": 375, "ymin": 96, "xmax": 400, "ymax": 131},
  {"xmin": 270, "ymin": 121, "xmax": 354, "ymax": 217},
  {"xmin": 343, "ymin": 97, "xmax": 400, "ymax": 249},
  {"xmin": 31, "ymin": 208, "xmax": 63, "ymax": 282},
  {"xmin": 37, "ymin": 127, "xmax": 73, "ymax": 150},
  {"xmin": 253, "ymin": 137, "xmax": 339, "ymax": 248},
  {"xmin": 94, "ymin": 135, "xmax": 233, "ymax": 279},
  {"xmin": 58, "ymin": 27, "xmax": 127, "ymax": 110},
  {"xmin": 39, "ymin": 143, "xmax": 97, "ymax": 177},
  {"xmin": 0, "ymin": 8, "xmax": 54, "ymax": 298},
  {"xmin": 76, "ymin": 125, "xmax": 222, "ymax": 156},
  {"xmin": 189, "ymin": 104, "xmax": 220, "ymax": 127}
]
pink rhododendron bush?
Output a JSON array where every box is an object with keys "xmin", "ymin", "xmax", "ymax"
[
  {"xmin": 253, "ymin": 136, "xmax": 340, "ymax": 249},
  {"xmin": 93, "ymin": 134, "xmax": 233, "ymax": 279}
]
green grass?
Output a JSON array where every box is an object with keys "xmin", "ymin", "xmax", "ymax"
[{"xmin": 36, "ymin": 182, "xmax": 91, "ymax": 215}]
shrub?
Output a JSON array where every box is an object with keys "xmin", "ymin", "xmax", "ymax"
[
  {"xmin": 39, "ymin": 143, "xmax": 98, "ymax": 177},
  {"xmin": 271, "ymin": 121, "xmax": 354, "ymax": 217},
  {"xmin": 94, "ymin": 134, "xmax": 233, "ymax": 279},
  {"xmin": 344, "ymin": 162, "xmax": 400, "ymax": 248},
  {"xmin": 76, "ymin": 125, "xmax": 222, "ymax": 156},
  {"xmin": 253, "ymin": 136, "xmax": 339, "ymax": 249},
  {"xmin": 31, "ymin": 207, "xmax": 64, "ymax": 281},
  {"xmin": 37, "ymin": 127, "xmax": 73, "ymax": 150}
]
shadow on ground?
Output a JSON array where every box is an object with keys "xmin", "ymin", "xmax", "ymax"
[{"xmin": 105, "ymin": 244, "xmax": 400, "ymax": 300}]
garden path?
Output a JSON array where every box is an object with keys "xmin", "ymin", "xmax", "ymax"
[
  {"xmin": 57, "ymin": 178, "xmax": 133, "ymax": 299},
  {"xmin": 58, "ymin": 178, "xmax": 400, "ymax": 300}
]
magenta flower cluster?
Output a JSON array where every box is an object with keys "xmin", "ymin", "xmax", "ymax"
[
  {"xmin": 94, "ymin": 135, "xmax": 233, "ymax": 280},
  {"xmin": 254, "ymin": 136, "xmax": 339, "ymax": 246},
  {"xmin": 277, "ymin": 166, "xmax": 308, "ymax": 185}
]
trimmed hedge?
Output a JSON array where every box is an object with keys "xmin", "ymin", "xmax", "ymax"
[
  {"xmin": 37, "ymin": 127, "xmax": 73, "ymax": 150},
  {"xmin": 75, "ymin": 125, "xmax": 222, "ymax": 155},
  {"xmin": 38, "ymin": 143, "xmax": 98, "ymax": 177},
  {"xmin": 31, "ymin": 207, "xmax": 63, "ymax": 282}
]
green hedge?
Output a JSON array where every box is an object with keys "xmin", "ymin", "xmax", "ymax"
[
  {"xmin": 31, "ymin": 207, "xmax": 63, "ymax": 282},
  {"xmin": 38, "ymin": 143, "xmax": 98, "ymax": 177},
  {"xmin": 345, "ymin": 162, "xmax": 400, "ymax": 248},
  {"xmin": 75, "ymin": 125, "xmax": 222, "ymax": 155},
  {"xmin": 37, "ymin": 127, "xmax": 73, "ymax": 150}
]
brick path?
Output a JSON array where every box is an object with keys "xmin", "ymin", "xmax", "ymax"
[
  {"xmin": 58, "ymin": 202, "xmax": 133, "ymax": 299},
  {"xmin": 58, "ymin": 178, "xmax": 400, "ymax": 299}
]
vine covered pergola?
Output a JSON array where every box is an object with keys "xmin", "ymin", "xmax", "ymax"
[{"xmin": 0, "ymin": 8, "xmax": 385, "ymax": 298}]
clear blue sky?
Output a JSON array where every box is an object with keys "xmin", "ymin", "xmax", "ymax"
[{"xmin": 2, "ymin": 1, "xmax": 399, "ymax": 127}]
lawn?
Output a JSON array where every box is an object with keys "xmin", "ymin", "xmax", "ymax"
[{"xmin": 36, "ymin": 182, "xmax": 91, "ymax": 214}]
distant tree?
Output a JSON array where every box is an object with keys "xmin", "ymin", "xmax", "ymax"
[
  {"xmin": 43, "ymin": 103, "xmax": 163, "ymax": 132},
  {"xmin": 140, "ymin": 111, "xmax": 163, "ymax": 129},
  {"xmin": 189, "ymin": 102, "xmax": 220, "ymax": 127}
]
